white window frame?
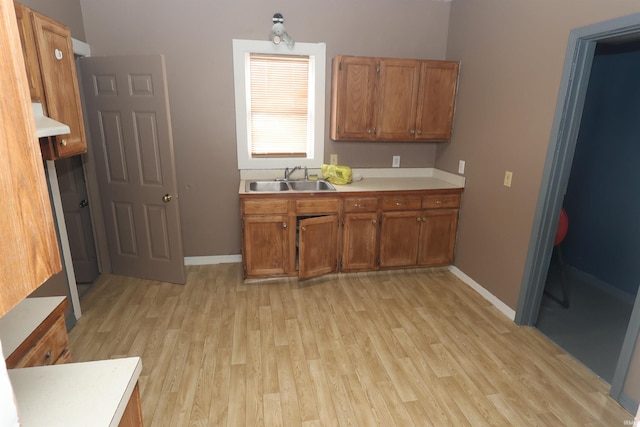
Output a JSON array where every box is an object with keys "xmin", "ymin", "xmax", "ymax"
[{"xmin": 232, "ymin": 39, "xmax": 326, "ymax": 170}]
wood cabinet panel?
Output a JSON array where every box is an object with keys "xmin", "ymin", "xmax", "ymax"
[
  {"xmin": 31, "ymin": 12, "xmax": 87, "ymax": 159},
  {"xmin": 243, "ymin": 198, "xmax": 289, "ymax": 215},
  {"xmin": 13, "ymin": 315, "xmax": 68, "ymax": 368},
  {"xmin": 381, "ymin": 195, "xmax": 422, "ymax": 211},
  {"xmin": 14, "ymin": 2, "xmax": 43, "ymax": 102},
  {"xmin": 379, "ymin": 211, "xmax": 421, "ymax": 268},
  {"xmin": 330, "ymin": 56, "xmax": 378, "ymax": 141},
  {"xmin": 415, "ymin": 61, "xmax": 460, "ymax": 141},
  {"xmin": 418, "ymin": 209, "xmax": 458, "ymax": 266},
  {"xmin": 342, "ymin": 213, "xmax": 378, "ymax": 272},
  {"xmin": 296, "ymin": 198, "xmax": 339, "ymax": 215},
  {"xmin": 5, "ymin": 298, "xmax": 70, "ymax": 369},
  {"xmin": 422, "ymin": 193, "xmax": 461, "ymax": 209},
  {"xmin": 0, "ymin": 1, "xmax": 61, "ymax": 317},
  {"xmin": 242, "ymin": 215, "xmax": 289, "ymax": 277},
  {"xmin": 343, "ymin": 197, "xmax": 378, "ymax": 212},
  {"xmin": 298, "ymin": 215, "xmax": 338, "ymax": 279},
  {"xmin": 377, "ymin": 59, "xmax": 420, "ymax": 140}
]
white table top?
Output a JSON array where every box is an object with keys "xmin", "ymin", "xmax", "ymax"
[
  {"xmin": 0, "ymin": 296, "xmax": 65, "ymax": 357},
  {"xmin": 9, "ymin": 357, "xmax": 142, "ymax": 427}
]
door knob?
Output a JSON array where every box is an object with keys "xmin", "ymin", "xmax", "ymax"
[
  {"xmin": 162, "ymin": 194, "xmax": 172, "ymax": 203},
  {"xmin": 79, "ymin": 199, "xmax": 89, "ymax": 208}
]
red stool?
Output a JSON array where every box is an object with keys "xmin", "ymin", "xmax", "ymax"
[{"xmin": 545, "ymin": 208, "xmax": 569, "ymax": 307}]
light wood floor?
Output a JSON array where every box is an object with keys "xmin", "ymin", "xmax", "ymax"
[{"xmin": 68, "ymin": 264, "xmax": 633, "ymax": 426}]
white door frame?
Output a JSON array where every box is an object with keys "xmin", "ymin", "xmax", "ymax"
[{"xmin": 515, "ymin": 13, "xmax": 640, "ymax": 412}]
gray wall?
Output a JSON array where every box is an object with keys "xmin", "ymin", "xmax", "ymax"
[
  {"xmin": 438, "ymin": 0, "xmax": 640, "ymax": 405},
  {"xmin": 78, "ymin": 0, "xmax": 451, "ymax": 257}
]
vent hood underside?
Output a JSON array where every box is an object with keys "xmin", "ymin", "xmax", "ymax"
[{"xmin": 32, "ymin": 103, "xmax": 70, "ymax": 138}]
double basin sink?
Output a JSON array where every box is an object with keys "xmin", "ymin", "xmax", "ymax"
[{"xmin": 246, "ymin": 179, "xmax": 336, "ymax": 192}]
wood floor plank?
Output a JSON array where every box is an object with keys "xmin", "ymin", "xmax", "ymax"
[{"xmin": 67, "ymin": 264, "xmax": 635, "ymax": 427}]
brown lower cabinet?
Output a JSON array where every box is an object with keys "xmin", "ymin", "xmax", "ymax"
[{"xmin": 240, "ymin": 189, "xmax": 461, "ymax": 279}]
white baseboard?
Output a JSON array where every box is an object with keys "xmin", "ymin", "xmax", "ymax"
[
  {"xmin": 448, "ymin": 266, "xmax": 516, "ymax": 321},
  {"xmin": 184, "ymin": 255, "xmax": 242, "ymax": 266}
]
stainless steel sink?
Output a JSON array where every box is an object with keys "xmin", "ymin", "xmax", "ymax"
[
  {"xmin": 288, "ymin": 180, "xmax": 335, "ymax": 192},
  {"xmin": 246, "ymin": 180, "xmax": 290, "ymax": 192},
  {"xmin": 245, "ymin": 179, "xmax": 336, "ymax": 192}
]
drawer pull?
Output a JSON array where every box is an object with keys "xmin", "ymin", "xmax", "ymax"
[
  {"xmin": 372, "ymin": 219, "xmax": 377, "ymax": 225},
  {"xmin": 396, "ymin": 202, "xmax": 404, "ymax": 206},
  {"xmin": 45, "ymin": 350, "xmax": 52, "ymax": 359},
  {"xmin": 301, "ymin": 226, "xmax": 306, "ymax": 232},
  {"xmin": 436, "ymin": 200, "xmax": 442, "ymax": 204},
  {"xmin": 416, "ymin": 217, "xmax": 422, "ymax": 222},
  {"xmin": 282, "ymin": 222, "xmax": 287, "ymax": 229},
  {"xmin": 60, "ymin": 139, "xmax": 68, "ymax": 146}
]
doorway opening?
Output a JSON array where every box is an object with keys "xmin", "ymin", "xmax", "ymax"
[
  {"xmin": 516, "ymin": 12, "xmax": 640, "ymax": 413},
  {"xmin": 535, "ymin": 39, "xmax": 640, "ymax": 384}
]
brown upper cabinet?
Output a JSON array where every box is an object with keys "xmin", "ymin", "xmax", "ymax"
[
  {"xmin": 14, "ymin": 2, "xmax": 87, "ymax": 159},
  {"xmin": 330, "ymin": 55, "xmax": 460, "ymax": 142}
]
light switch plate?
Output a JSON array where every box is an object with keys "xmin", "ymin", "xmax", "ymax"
[
  {"xmin": 458, "ymin": 160, "xmax": 465, "ymax": 174},
  {"xmin": 392, "ymin": 156, "xmax": 400, "ymax": 168},
  {"xmin": 504, "ymin": 171, "xmax": 513, "ymax": 187},
  {"xmin": 330, "ymin": 154, "xmax": 338, "ymax": 166}
]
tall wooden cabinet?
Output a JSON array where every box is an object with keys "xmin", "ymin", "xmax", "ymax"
[
  {"xmin": 14, "ymin": 1, "xmax": 87, "ymax": 159},
  {"xmin": 330, "ymin": 55, "xmax": 460, "ymax": 142},
  {"xmin": 0, "ymin": 0, "xmax": 61, "ymax": 318}
]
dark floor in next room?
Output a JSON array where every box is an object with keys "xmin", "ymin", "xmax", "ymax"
[{"xmin": 537, "ymin": 263, "xmax": 635, "ymax": 384}]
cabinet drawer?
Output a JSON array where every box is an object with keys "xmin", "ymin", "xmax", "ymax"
[
  {"xmin": 381, "ymin": 195, "xmax": 421, "ymax": 211},
  {"xmin": 344, "ymin": 197, "xmax": 378, "ymax": 212},
  {"xmin": 243, "ymin": 199, "xmax": 289, "ymax": 215},
  {"xmin": 422, "ymin": 193, "xmax": 460, "ymax": 209},
  {"xmin": 13, "ymin": 315, "xmax": 69, "ymax": 368},
  {"xmin": 296, "ymin": 198, "xmax": 339, "ymax": 215}
]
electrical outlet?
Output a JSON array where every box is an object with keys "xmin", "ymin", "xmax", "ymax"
[
  {"xmin": 392, "ymin": 155, "xmax": 400, "ymax": 168},
  {"xmin": 504, "ymin": 171, "xmax": 513, "ymax": 187},
  {"xmin": 330, "ymin": 154, "xmax": 338, "ymax": 166},
  {"xmin": 458, "ymin": 160, "xmax": 466, "ymax": 174}
]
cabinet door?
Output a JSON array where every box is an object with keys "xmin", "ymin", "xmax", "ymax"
[
  {"xmin": 342, "ymin": 213, "xmax": 378, "ymax": 272},
  {"xmin": 417, "ymin": 209, "xmax": 458, "ymax": 266},
  {"xmin": 379, "ymin": 211, "xmax": 421, "ymax": 268},
  {"xmin": 298, "ymin": 215, "xmax": 338, "ymax": 280},
  {"xmin": 376, "ymin": 59, "xmax": 420, "ymax": 141},
  {"xmin": 415, "ymin": 61, "xmax": 459, "ymax": 141},
  {"xmin": 330, "ymin": 56, "xmax": 378, "ymax": 141},
  {"xmin": 14, "ymin": 2, "xmax": 43, "ymax": 102},
  {"xmin": 0, "ymin": 1, "xmax": 61, "ymax": 317},
  {"xmin": 243, "ymin": 215, "xmax": 290, "ymax": 277},
  {"xmin": 32, "ymin": 12, "xmax": 87, "ymax": 158}
]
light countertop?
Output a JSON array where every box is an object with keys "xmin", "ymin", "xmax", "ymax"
[
  {"xmin": 9, "ymin": 357, "xmax": 142, "ymax": 427},
  {"xmin": 239, "ymin": 167, "xmax": 465, "ymax": 195},
  {"xmin": 0, "ymin": 296, "xmax": 65, "ymax": 357}
]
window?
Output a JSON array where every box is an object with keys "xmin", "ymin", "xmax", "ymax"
[{"xmin": 232, "ymin": 39, "xmax": 326, "ymax": 170}]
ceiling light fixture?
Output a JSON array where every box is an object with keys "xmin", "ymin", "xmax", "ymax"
[{"xmin": 270, "ymin": 13, "xmax": 294, "ymax": 49}]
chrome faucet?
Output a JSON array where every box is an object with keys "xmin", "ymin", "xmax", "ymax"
[{"xmin": 284, "ymin": 166, "xmax": 308, "ymax": 180}]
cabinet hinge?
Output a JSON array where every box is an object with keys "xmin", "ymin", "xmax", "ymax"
[
  {"xmin": 376, "ymin": 257, "xmax": 381, "ymax": 266},
  {"xmin": 338, "ymin": 258, "xmax": 342, "ymax": 270},
  {"xmin": 241, "ymin": 220, "xmax": 244, "ymax": 229},
  {"xmin": 341, "ymin": 218, "xmax": 345, "ymax": 227},
  {"xmin": 376, "ymin": 64, "xmax": 380, "ymax": 73},
  {"xmin": 339, "ymin": 61, "xmax": 342, "ymax": 71}
]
